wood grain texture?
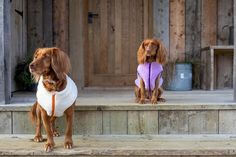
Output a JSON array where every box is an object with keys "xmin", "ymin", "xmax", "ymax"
[
  {"xmin": 12, "ymin": 112, "xmax": 34, "ymax": 134},
  {"xmin": 3, "ymin": 0, "xmax": 11, "ymax": 103},
  {"xmin": 188, "ymin": 111, "xmax": 218, "ymax": 134},
  {"xmin": 53, "ymin": 0, "xmax": 69, "ymax": 53},
  {"xmin": 43, "ymin": 0, "xmax": 53, "ymax": 47},
  {"xmin": 0, "ymin": 0, "xmax": 4, "ymax": 103},
  {"xmin": 185, "ymin": 0, "xmax": 201, "ymax": 89},
  {"xmin": 201, "ymin": 0, "xmax": 217, "ymax": 48},
  {"xmin": 216, "ymin": 0, "xmax": 233, "ymax": 89},
  {"xmin": 114, "ymin": 0, "xmax": 122, "ymax": 74},
  {"xmin": 159, "ymin": 111, "xmax": 188, "ymax": 134},
  {"xmin": 216, "ymin": 53, "xmax": 233, "ymax": 89},
  {"xmin": 103, "ymin": 111, "xmax": 128, "ymax": 134},
  {"xmin": 219, "ymin": 110, "xmax": 236, "ymax": 134},
  {"xmin": 0, "ymin": 112, "xmax": 11, "ymax": 133},
  {"xmin": 153, "ymin": 0, "xmax": 169, "ymax": 54},
  {"xmin": 87, "ymin": 0, "xmax": 148, "ymax": 86},
  {"xmin": 234, "ymin": 0, "xmax": 236, "ymax": 101},
  {"xmin": 69, "ymin": 0, "xmax": 88, "ymax": 89},
  {"xmin": 74, "ymin": 111, "xmax": 103, "ymax": 135},
  {"xmin": 27, "ymin": 0, "xmax": 43, "ymax": 55},
  {"xmin": 201, "ymin": 0, "xmax": 217, "ymax": 89},
  {"xmin": 128, "ymin": 111, "xmax": 158, "ymax": 134},
  {"xmin": 217, "ymin": 0, "xmax": 233, "ymax": 45},
  {"xmin": 169, "ymin": 0, "xmax": 185, "ymax": 61}
]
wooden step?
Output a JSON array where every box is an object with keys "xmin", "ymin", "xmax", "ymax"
[
  {"xmin": 1, "ymin": 134, "xmax": 236, "ymax": 156},
  {"xmin": 1, "ymin": 90, "xmax": 236, "ymax": 135}
]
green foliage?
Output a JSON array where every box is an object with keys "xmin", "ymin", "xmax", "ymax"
[{"xmin": 14, "ymin": 57, "xmax": 35, "ymax": 91}]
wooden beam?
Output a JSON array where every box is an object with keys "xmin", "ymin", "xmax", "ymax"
[
  {"xmin": 53, "ymin": 0, "xmax": 69, "ymax": 53},
  {"xmin": 153, "ymin": 0, "xmax": 169, "ymax": 57},
  {"xmin": 0, "ymin": 0, "xmax": 5, "ymax": 103},
  {"xmin": 234, "ymin": 0, "xmax": 236, "ymax": 101},
  {"xmin": 0, "ymin": 0, "xmax": 11, "ymax": 104},
  {"xmin": 27, "ymin": 0, "xmax": 43, "ymax": 55},
  {"xmin": 4, "ymin": 0, "xmax": 11, "ymax": 104},
  {"xmin": 185, "ymin": 0, "xmax": 201, "ymax": 89},
  {"xmin": 169, "ymin": 0, "xmax": 185, "ymax": 62},
  {"xmin": 201, "ymin": 0, "xmax": 217, "ymax": 90},
  {"xmin": 69, "ymin": 0, "xmax": 88, "ymax": 89},
  {"xmin": 43, "ymin": 0, "xmax": 53, "ymax": 47}
]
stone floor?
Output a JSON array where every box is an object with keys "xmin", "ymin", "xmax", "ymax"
[
  {"xmin": 8, "ymin": 88, "xmax": 236, "ymax": 106},
  {"xmin": 1, "ymin": 134, "xmax": 236, "ymax": 156}
]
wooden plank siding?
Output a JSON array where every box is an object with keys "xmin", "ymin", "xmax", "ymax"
[
  {"xmin": 169, "ymin": 0, "xmax": 185, "ymax": 62},
  {"xmin": 0, "ymin": 0, "xmax": 4, "ymax": 103},
  {"xmin": 87, "ymin": 0, "xmax": 151, "ymax": 86},
  {"xmin": 216, "ymin": 0, "xmax": 234, "ymax": 89},
  {"xmin": 43, "ymin": 0, "xmax": 53, "ymax": 47},
  {"xmin": 69, "ymin": 0, "xmax": 88, "ymax": 89},
  {"xmin": 52, "ymin": 0, "xmax": 69, "ymax": 54},
  {"xmin": 27, "ymin": 0, "xmax": 43, "ymax": 55},
  {"xmin": 153, "ymin": 0, "xmax": 169, "ymax": 55},
  {"xmin": 185, "ymin": 0, "xmax": 201, "ymax": 89},
  {"xmin": 201, "ymin": 0, "xmax": 217, "ymax": 89},
  {"xmin": 234, "ymin": 0, "xmax": 236, "ymax": 101},
  {"xmin": 4, "ymin": 0, "xmax": 234, "ymax": 94}
]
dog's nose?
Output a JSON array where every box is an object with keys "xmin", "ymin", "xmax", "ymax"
[
  {"xmin": 29, "ymin": 63, "xmax": 35, "ymax": 69},
  {"xmin": 146, "ymin": 47, "xmax": 151, "ymax": 53}
]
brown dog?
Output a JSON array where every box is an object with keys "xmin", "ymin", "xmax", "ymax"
[
  {"xmin": 134, "ymin": 39, "xmax": 167, "ymax": 104},
  {"xmin": 29, "ymin": 47, "xmax": 77, "ymax": 152}
]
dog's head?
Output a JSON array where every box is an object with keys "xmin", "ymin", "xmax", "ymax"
[
  {"xmin": 137, "ymin": 39, "xmax": 167, "ymax": 64},
  {"xmin": 29, "ymin": 47, "xmax": 71, "ymax": 82}
]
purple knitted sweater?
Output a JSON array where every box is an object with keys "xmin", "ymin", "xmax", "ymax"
[{"xmin": 135, "ymin": 62, "xmax": 163, "ymax": 90}]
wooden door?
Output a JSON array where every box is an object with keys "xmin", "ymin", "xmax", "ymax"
[{"xmin": 86, "ymin": 0, "xmax": 152, "ymax": 86}]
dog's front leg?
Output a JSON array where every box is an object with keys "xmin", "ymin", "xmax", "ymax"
[
  {"xmin": 64, "ymin": 104, "xmax": 75, "ymax": 149},
  {"xmin": 41, "ymin": 108, "xmax": 55, "ymax": 152},
  {"xmin": 50, "ymin": 117, "xmax": 60, "ymax": 137},
  {"xmin": 139, "ymin": 79, "xmax": 145, "ymax": 104},
  {"xmin": 34, "ymin": 104, "xmax": 43, "ymax": 142},
  {"xmin": 157, "ymin": 87, "xmax": 165, "ymax": 102},
  {"xmin": 151, "ymin": 74, "xmax": 161, "ymax": 104}
]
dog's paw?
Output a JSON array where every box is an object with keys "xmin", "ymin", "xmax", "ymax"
[
  {"xmin": 139, "ymin": 99, "xmax": 145, "ymax": 104},
  {"xmin": 151, "ymin": 98, "xmax": 158, "ymax": 104},
  {"xmin": 34, "ymin": 135, "xmax": 43, "ymax": 142},
  {"xmin": 135, "ymin": 98, "xmax": 140, "ymax": 103},
  {"xmin": 53, "ymin": 130, "xmax": 60, "ymax": 137},
  {"xmin": 158, "ymin": 98, "xmax": 166, "ymax": 102},
  {"xmin": 64, "ymin": 141, "xmax": 73, "ymax": 149},
  {"xmin": 44, "ymin": 142, "xmax": 54, "ymax": 152}
]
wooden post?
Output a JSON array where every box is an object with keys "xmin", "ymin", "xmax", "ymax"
[
  {"xmin": 234, "ymin": 0, "xmax": 236, "ymax": 101},
  {"xmin": 153, "ymin": 0, "xmax": 169, "ymax": 53},
  {"xmin": 69, "ymin": 0, "xmax": 87, "ymax": 89},
  {"xmin": 0, "ymin": 0, "xmax": 11, "ymax": 104}
]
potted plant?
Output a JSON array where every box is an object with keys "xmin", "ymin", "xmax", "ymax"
[{"xmin": 14, "ymin": 57, "xmax": 36, "ymax": 91}]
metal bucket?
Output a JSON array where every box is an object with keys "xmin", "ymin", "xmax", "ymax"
[{"xmin": 167, "ymin": 63, "xmax": 192, "ymax": 91}]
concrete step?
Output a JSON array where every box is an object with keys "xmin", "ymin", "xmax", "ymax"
[
  {"xmin": 1, "ymin": 89, "xmax": 236, "ymax": 135},
  {"xmin": 1, "ymin": 134, "xmax": 236, "ymax": 156}
]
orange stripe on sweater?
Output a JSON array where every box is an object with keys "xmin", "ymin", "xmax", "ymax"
[{"xmin": 52, "ymin": 94, "xmax": 55, "ymax": 117}]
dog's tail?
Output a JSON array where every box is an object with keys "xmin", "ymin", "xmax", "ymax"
[{"xmin": 29, "ymin": 102, "xmax": 37, "ymax": 124}]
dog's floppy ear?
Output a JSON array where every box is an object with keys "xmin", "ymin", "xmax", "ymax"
[
  {"xmin": 51, "ymin": 47, "xmax": 71, "ymax": 80},
  {"xmin": 155, "ymin": 39, "xmax": 167, "ymax": 65},
  {"xmin": 137, "ymin": 40, "xmax": 146, "ymax": 64}
]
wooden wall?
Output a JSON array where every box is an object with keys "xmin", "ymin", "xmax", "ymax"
[
  {"xmin": 154, "ymin": 0, "xmax": 233, "ymax": 89},
  {"xmin": 10, "ymin": 0, "xmax": 27, "ymax": 91},
  {"xmin": 8, "ymin": 0, "xmax": 234, "ymax": 90}
]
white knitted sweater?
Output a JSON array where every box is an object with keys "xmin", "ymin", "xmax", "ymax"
[{"xmin": 36, "ymin": 75, "xmax": 77, "ymax": 117}]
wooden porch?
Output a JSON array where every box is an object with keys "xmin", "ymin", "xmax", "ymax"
[
  {"xmin": 1, "ymin": 89, "xmax": 236, "ymax": 135},
  {"xmin": 1, "ymin": 134, "xmax": 236, "ymax": 156},
  {"xmin": 0, "ymin": 89, "xmax": 236, "ymax": 156}
]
